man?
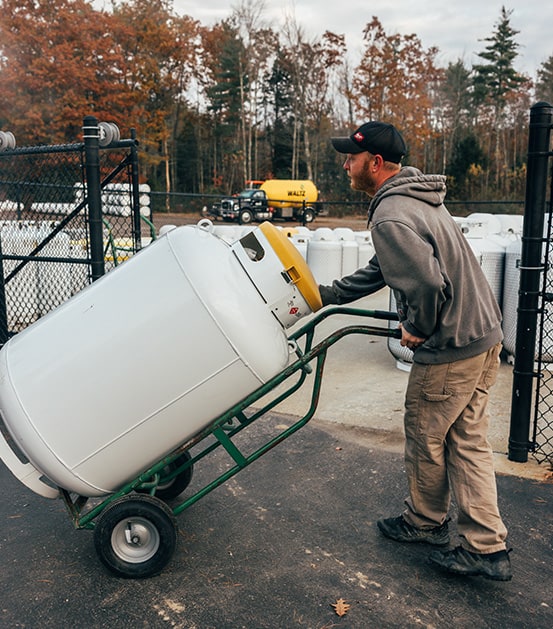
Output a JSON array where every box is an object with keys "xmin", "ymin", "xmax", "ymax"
[{"xmin": 320, "ymin": 121, "xmax": 511, "ymax": 581}]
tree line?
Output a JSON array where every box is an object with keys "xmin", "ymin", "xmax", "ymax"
[{"xmin": 1, "ymin": 0, "xmax": 552, "ymax": 207}]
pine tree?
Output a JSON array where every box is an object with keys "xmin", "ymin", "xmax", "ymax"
[
  {"xmin": 535, "ymin": 56, "xmax": 553, "ymax": 104},
  {"xmin": 472, "ymin": 6, "xmax": 526, "ymax": 109},
  {"xmin": 437, "ymin": 60, "xmax": 474, "ymax": 171},
  {"xmin": 472, "ymin": 6, "xmax": 528, "ymax": 194}
]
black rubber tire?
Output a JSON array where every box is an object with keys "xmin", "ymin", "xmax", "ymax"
[
  {"xmin": 137, "ymin": 452, "xmax": 194, "ymax": 501},
  {"xmin": 302, "ymin": 208, "xmax": 315, "ymax": 223},
  {"xmin": 93, "ymin": 494, "xmax": 177, "ymax": 578},
  {"xmin": 239, "ymin": 209, "xmax": 253, "ymax": 224}
]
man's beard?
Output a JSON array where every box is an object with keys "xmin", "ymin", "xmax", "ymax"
[{"xmin": 350, "ymin": 171, "xmax": 376, "ymax": 197}]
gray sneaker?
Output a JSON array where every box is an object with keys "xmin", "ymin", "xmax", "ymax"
[
  {"xmin": 429, "ymin": 545, "xmax": 512, "ymax": 581},
  {"xmin": 377, "ymin": 515, "xmax": 450, "ymax": 546}
]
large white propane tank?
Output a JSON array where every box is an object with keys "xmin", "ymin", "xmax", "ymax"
[
  {"xmin": 307, "ymin": 227, "xmax": 342, "ymax": 285},
  {"xmin": 502, "ymin": 224, "xmax": 553, "ymax": 362},
  {"xmin": 0, "ymin": 221, "xmax": 322, "ymax": 499},
  {"xmin": 334, "ymin": 227, "xmax": 359, "ymax": 276},
  {"xmin": 355, "ymin": 230, "xmax": 375, "ymax": 268},
  {"xmin": 387, "ymin": 291, "xmax": 413, "ymax": 371},
  {"xmin": 289, "ymin": 226, "xmax": 312, "ymax": 261},
  {"xmin": 502, "ymin": 238, "xmax": 522, "ymax": 359},
  {"xmin": 460, "ymin": 216, "xmax": 506, "ymax": 307}
]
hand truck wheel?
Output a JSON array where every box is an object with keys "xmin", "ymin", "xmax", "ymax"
[
  {"xmin": 94, "ymin": 494, "xmax": 177, "ymax": 578},
  {"xmin": 136, "ymin": 451, "xmax": 194, "ymax": 501}
]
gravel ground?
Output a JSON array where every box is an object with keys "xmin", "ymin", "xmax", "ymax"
[{"xmin": 150, "ymin": 212, "xmax": 370, "ymax": 233}]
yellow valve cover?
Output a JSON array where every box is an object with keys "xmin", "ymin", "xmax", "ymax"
[{"xmin": 259, "ymin": 222, "xmax": 322, "ymax": 312}]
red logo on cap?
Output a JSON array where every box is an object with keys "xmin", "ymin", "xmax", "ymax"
[
  {"xmin": 353, "ymin": 132, "xmax": 365, "ymax": 142},
  {"xmin": 289, "ymin": 307, "xmax": 299, "ymax": 315}
]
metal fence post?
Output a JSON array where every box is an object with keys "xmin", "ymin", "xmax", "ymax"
[
  {"xmin": 82, "ymin": 116, "xmax": 105, "ymax": 281},
  {"xmin": 129, "ymin": 128, "xmax": 142, "ymax": 248},
  {"xmin": 0, "ymin": 237, "xmax": 8, "ymax": 346},
  {"xmin": 508, "ymin": 101, "xmax": 553, "ymax": 462}
]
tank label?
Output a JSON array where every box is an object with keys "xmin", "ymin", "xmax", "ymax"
[{"xmin": 287, "ymin": 298, "xmax": 303, "ymax": 319}]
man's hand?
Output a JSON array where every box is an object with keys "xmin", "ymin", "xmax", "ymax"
[{"xmin": 399, "ymin": 323, "xmax": 426, "ymax": 351}]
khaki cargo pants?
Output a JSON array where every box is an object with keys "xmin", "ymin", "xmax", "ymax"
[{"xmin": 402, "ymin": 342, "xmax": 508, "ymax": 553}]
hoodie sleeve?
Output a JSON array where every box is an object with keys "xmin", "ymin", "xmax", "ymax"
[
  {"xmin": 319, "ymin": 254, "xmax": 386, "ymax": 306},
  {"xmin": 371, "ymin": 219, "xmax": 447, "ymax": 338}
]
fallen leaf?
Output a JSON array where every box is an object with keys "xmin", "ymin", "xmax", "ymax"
[{"xmin": 331, "ymin": 598, "xmax": 350, "ymax": 617}]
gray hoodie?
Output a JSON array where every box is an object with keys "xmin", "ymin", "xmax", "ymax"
[{"xmin": 319, "ymin": 167, "xmax": 503, "ymax": 364}]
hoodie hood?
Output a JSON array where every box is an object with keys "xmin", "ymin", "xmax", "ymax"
[{"xmin": 368, "ymin": 167, "xmax": 447, "ymax": 223}]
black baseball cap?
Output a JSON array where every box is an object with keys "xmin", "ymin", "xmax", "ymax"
[{"xmin": 331, "ymin": 121, "xmax": 406, "ymax": 163}]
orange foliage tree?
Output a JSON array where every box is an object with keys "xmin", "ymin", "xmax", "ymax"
[
  {"xmin": 350, "ymin": 17, "xmax": 444, "ymax": 170},
  {"xmin": 0, "ymin": 0, "xmax": 199, "ymax": 193},
  {"xmin": 0, "ymin": 0, "xmax": 134, "ymax": 144},
  {"xmin": 110, "ymin": 0, "xmax": 200, "ymax": 191}
]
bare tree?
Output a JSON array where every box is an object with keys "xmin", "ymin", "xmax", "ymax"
[
  {"xmin": 280, "ymin": 12, "xmax": 345, "ymax": 180},
  {"xmin": 231, "ymin": 0, "xmax": 278, "ymax": 183}
]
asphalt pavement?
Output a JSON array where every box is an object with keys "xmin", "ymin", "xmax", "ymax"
[{"xmin": 1, "ymin": 290, "xmax": 552, "ymax": 628}]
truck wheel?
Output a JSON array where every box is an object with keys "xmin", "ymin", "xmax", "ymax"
[
  {"xmin": 239, "ymin": 209, "xmax": 254, "ymax": 224},
  {"xmin": 94, "ymin": 494, "xmax": 177, "ymax": 578},
  {"xmin": 302, "ymin": 208, "xmax": 315, "ymax": 224}
]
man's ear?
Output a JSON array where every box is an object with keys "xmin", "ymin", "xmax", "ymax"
[{"xmin": 372, "ymin": 154, "xmax": 384, "ymax": 171}]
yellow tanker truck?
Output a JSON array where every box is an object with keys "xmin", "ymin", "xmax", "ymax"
[{"xmin": 210, "ymin": 179, "xmax": 321, "ymax": 224}]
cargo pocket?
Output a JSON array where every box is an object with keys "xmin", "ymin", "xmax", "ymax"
[
  {"xmin": 422, "ymin": 392, "xmax": 452, "ymax": 403},
  {"xmin": 412, "ymin": 389, "xmax": 459, "ymax": 440}
]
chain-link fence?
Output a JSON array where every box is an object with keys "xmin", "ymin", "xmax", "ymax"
[
  {"xmin": 509, "ymin": 102, "xmax": 553, "ymax": 466},
  {"xmin": 0, "ymin": 143, "xmax": 87, "ymax": 334},
  {"xmin": 532, "ymin": 171, "xmax": 553, "ymax": 464},
  {"xmin": 0, "ymin": 117, "xmax": 151, "ymax": 343}
]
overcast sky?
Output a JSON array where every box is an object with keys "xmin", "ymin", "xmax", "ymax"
[{"xmin": 173, "ymin": 0, "xmax": 552, "ymax": 78}]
